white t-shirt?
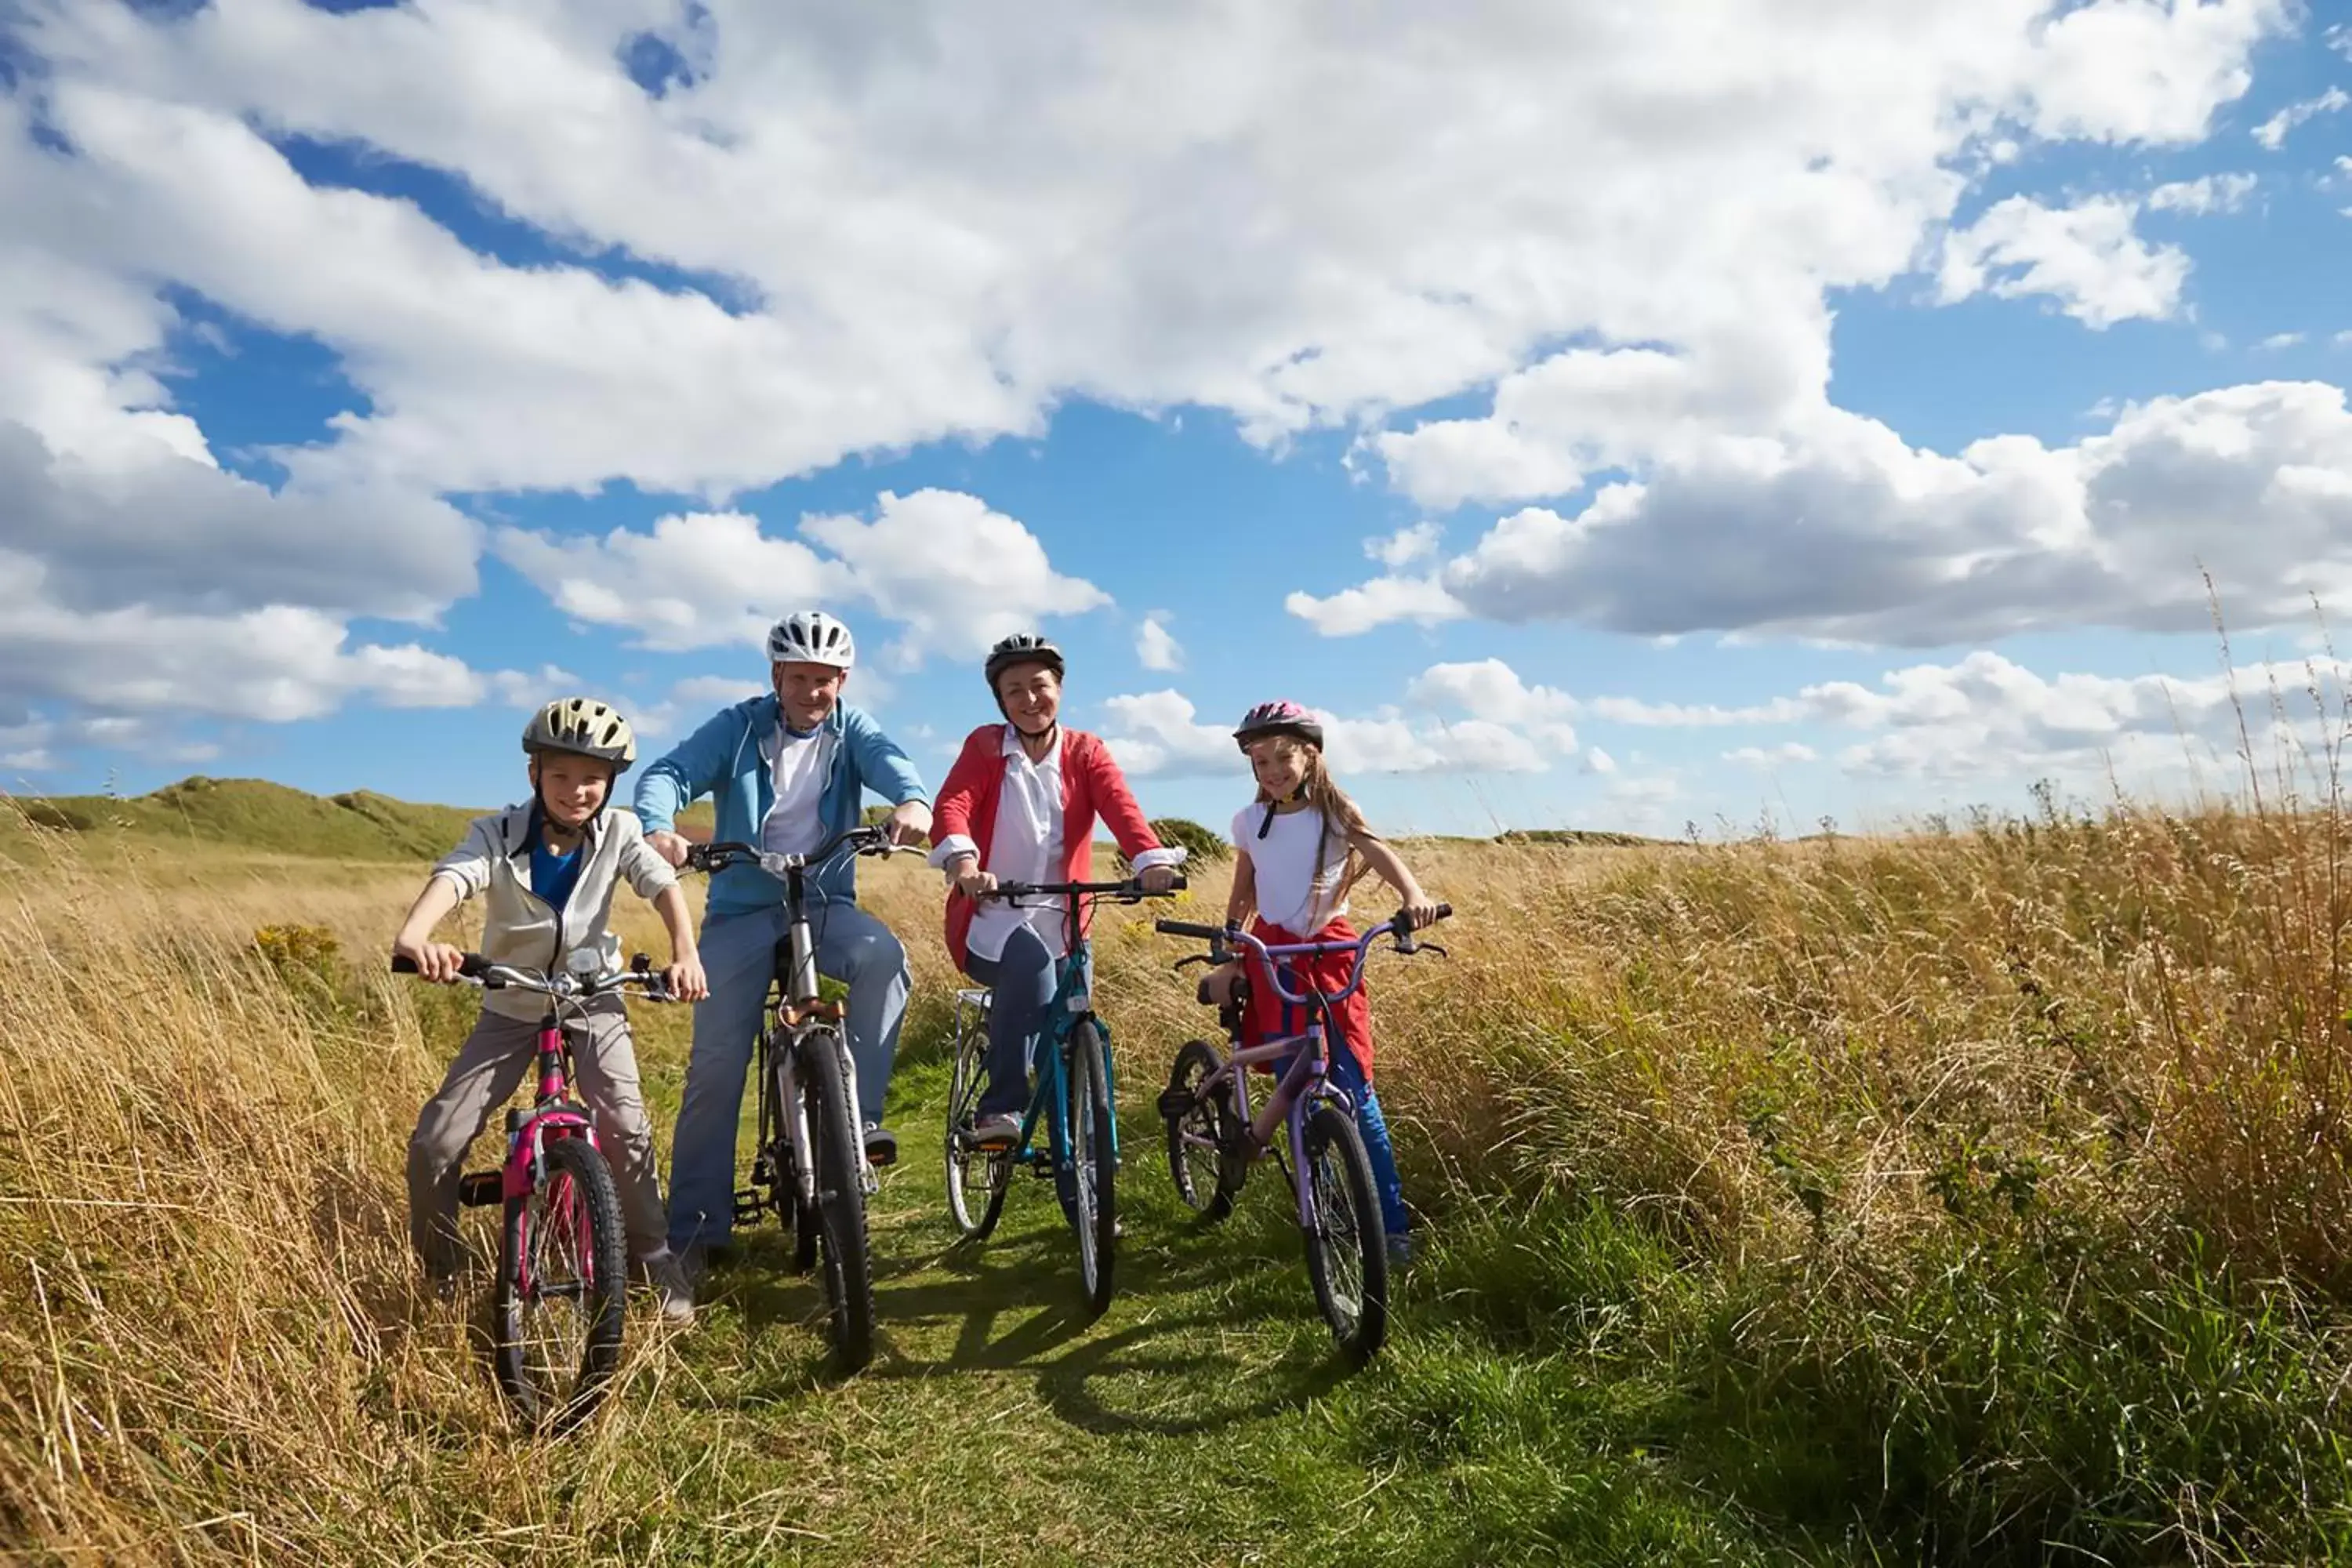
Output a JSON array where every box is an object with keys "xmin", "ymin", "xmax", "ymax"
[
  {"xmin": 968, "ymin": 729, "xmax": 1068, "ymax": 963},
  {"xmin": 761, "ymin": 725, "xmax": 833, "ymax": 858},
  {"xmin": 1234, "ymin": 800, "xmax": 1350, "ymax": 935}
]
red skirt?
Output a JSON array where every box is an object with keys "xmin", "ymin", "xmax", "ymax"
[{"xmin": 1240, "ymin": 916, "xmax": 1376, "ymax": 1081}]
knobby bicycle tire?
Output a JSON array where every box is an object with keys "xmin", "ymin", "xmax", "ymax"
[
  {"xmin": 1301, "ymin": 1102, "xmax": 1389, "ymax": 1363},
  {"xmin": 799, "ymin": 1026, "xmax": 876, "ymax": 1372},
  {"xmin": 1163, "ymin": 1038, "xmax": 1240, "ymax": 1221},
  {"xmin": 1069, "ymin": 1019, "xmax": 1118, "ymax": 1319},
  {"xmin": 945, "ymin": 1003, "xmax": 1011, "ymax": 1240},
  {"xmin": 494, "ymin": 1134, "xmax": 628, "ymax": 1432}
]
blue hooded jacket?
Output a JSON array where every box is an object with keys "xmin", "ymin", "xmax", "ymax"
[{"xmin": 633, "ymin": 694, "xmax": 930, "ymax": 918}]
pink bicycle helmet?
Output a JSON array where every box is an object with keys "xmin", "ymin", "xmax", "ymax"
[{"xmin": 1232, "ymin": 699, "xmax": 1324, "ymax": 751}]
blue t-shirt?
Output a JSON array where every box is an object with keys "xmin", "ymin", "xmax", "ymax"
[{"xmin": 528, "ymin": 818, "xmax": 586, "ymax": 912}]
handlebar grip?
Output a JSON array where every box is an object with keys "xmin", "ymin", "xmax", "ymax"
[
  {"xmin": 391, "ymin": 952, "xmax": 492, "ymax": 978},
  {"xmin": 1156, "ymin": 919, "xmax": 1225, "ymax": 939},
  {"xmin": 1432, "ymin": 902, "xmax": 1452, "ymax": 921},
  {"xmin": 1167, "ymin": 873, "xmax": 1189, "ymax": 892}
]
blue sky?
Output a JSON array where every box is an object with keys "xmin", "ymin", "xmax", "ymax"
[{"xmin": 3, "ymin": 0, "xmax": 2350, "ymax": 839}]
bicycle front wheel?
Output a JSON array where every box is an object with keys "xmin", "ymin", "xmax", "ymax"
[
  {"xmin": 798, "ymin": 1028, "xmax": 876, "ymax": 1372},
  {"xmin": 494, "ymin": 1134, "xmax": 628, "ymax": 1432},
  {"xmin": 945, "ymin": 999, "xmax": 1011, "ymax": 1240},
  {"xmin": 1301, "ymin": 1102, "xmax": 1389, "ymax": 1363},
  {"xmin": 1067, "ymin": 1020, "xmax": 1117, "ymax": 1319}
]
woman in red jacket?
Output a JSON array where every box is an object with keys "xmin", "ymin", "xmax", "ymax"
[{"xmin": 928, "ymin": 633, "xmax": 1185, "ymax": 1147}]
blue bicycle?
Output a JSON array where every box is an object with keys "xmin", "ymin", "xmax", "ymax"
[{"xmin": 942, "ymin": 874, "xmax": 1180, "ymax": 1317}]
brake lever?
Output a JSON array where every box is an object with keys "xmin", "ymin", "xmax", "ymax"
[
  {"xmin": 1174, "ymin": 953, "xmax": 1211, "ymax": 971},
  {"xmin": 1414, "ymin": 940, "xmax": 1449, "ymax": 960}
]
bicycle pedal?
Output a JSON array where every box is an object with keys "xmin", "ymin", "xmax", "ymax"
[
  {"xmin": 456, "ymin": 1171, "xmax": 501, "ymax": 1207},
  {"xmin": 731, "ymin": 1188, "xmax": 766, "ymax": 1226},
  {"xmin": 1156, "ymin": 1086, "xmax": 1198, "ymax": 1120}
]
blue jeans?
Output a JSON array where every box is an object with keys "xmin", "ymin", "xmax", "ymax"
[
  {"xmin": 1326, "ymin": 1040, "xmax": 1410, "ymax": 1240},
  {"xmin": 666, "ymin": 901, "xmax": 909, "ymax": 1253},
  {"xmin": 964, "ymin": 924, "xmax": 1056, "ymax": 1120}
]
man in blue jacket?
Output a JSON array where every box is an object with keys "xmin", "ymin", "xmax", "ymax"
[{"xmin": 637, "ymin": 610, "xmax": 933, "ymax": 1272}]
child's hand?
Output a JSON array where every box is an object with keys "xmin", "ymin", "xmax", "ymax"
[
  {"xmin": 395, "ymin": 936, "xmax": 470, "ymax": 984},
  {"xmin": 1398, "ymin": 886, "xmax": 1444, "ymax": 933},
  {"xmin": 663, "ymin": 955, "xmax": 709, "ymax": 1003},
  {"xmin": 646, "ymin": 829, "xmax": 691, "ymax": 868}
]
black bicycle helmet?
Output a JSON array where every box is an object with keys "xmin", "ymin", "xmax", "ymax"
[{"xmin": 985, "ymin": 633, "xmax": 1065, "ymax": 694}]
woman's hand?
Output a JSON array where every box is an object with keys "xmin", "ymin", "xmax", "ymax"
[
  {"xmin": 953, "ymin": 861, "xmax": 998, "ymax": 902},
  {"xmin": 1137, "ymin": 864, "xmax": 1178, "ymax": 895}
]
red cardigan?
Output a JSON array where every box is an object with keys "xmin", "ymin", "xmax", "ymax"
[{"xmin": 931, "ymin": 724, "xmax": 1166, "ymax": 971}]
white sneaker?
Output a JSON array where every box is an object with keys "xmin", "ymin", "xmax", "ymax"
[
  {"xmin": 646, "ymin": 1252, "xmax": 696, "ymax": 1325},
  {"xmin": 967, "ymin": 1111, "xmax": 1022, "ymax": 1149}
]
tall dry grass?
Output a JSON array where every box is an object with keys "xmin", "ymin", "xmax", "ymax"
[{"xmin": 8, "ymin": 739, "xmax": 2352, "ymax": 1559}]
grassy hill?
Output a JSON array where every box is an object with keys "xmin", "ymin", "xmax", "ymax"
[{"xmin": 3, "ymin": 777, "xmax": 720, "ymax": 862}]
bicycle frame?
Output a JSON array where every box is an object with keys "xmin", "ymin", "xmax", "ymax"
[
  {"xmin": 1159, "ymin": 911, "xmax": 1446, "ymax": 1226},
  {"xmin": 996, "ymin": 930, "xmax": 1107, "ymax": 1175},
  {"xmin": 497, "ymin": 1009, "xmax": 599, "ymax": 1204},
  {"xmin": 688, "ymin": 827, "xmax": 919, "ymax": 1214}
]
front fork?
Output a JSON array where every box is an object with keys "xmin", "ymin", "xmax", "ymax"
[{"xmin": 783, "ymin": 913, "xmax": 877, "ymax": 1199}]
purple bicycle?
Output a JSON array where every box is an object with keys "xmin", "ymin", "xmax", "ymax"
[
  {"xmin": 391, "ymin": 948, "xmax": 670, "ymax": 1432},
  {"xmin": 1152, "ymin": 906, "xmax": 1450, "ymax": 1362}
]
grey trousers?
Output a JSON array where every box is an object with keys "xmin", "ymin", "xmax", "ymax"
[{"xmin": 405, "ymin": 996, "xmax": 670, "ymax": 1273}]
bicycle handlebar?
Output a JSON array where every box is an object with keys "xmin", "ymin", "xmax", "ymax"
[
  {"xmin": 684, "ymin": 824, "xmax": 920, "ymax": 879},
  {"xmin": 1152, "ymin": 903, "xmax": 1454, "ymax": 1008},
  {"xmin": 391, "ymin": 951, "xmax": 675, "ymax": 1002},
  {"xmin": 990, "ymin": 874, "xmax": 1187, "ymax": 904}
]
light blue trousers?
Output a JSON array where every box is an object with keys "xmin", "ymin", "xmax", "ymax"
[{"xmin": 665, "ymin": 901, "xmax": 909, "ymax": 1253}]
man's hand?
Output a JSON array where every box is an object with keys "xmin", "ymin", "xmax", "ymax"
[
  {"xmin": 1138, "ymin": 864, "xmax": 1178, "ymax": 895},
  {"xmin": 662, "ymin": 953, "xmax": 710, "ymax": 1003},
  {"xmin": 393, "ymin": 935, "xmax": 468, "ymax": 984},
  {"xmin": 646, "ymin": 828, "xmax": 691, "ymax": 868},
  {"xmin": 885, "ymin": 800, "xmax": 933, "ymax": 848}
]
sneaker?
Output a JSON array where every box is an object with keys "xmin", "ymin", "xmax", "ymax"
[
  {"xmin": 966, "ymin": 1111, "xmax": 1022, "ymax": 1149},
  {"xmin": 862, "ymin": 1123, "xmax": 899, "ymax": 1167},
  {"xmin": 646, "ymin": 1252, "xmax": 695, "ymax": 1326},
  {"xmin": 678, "ymin": 1241, "xmax": 735, "ymax": 1287}
]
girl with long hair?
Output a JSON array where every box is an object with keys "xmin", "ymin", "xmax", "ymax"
[{"xmin": 1214, "ymin": 699, "xmax": 1442, "ymax": 1265}]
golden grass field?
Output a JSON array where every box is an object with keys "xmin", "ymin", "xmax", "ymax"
[{"xmin": 5, "ymin": 789, "xmax": 2352, "ymax": 1564}]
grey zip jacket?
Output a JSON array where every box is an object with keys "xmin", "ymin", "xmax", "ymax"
[{"xmin": 428, "ymin": 804, "xmax": 678, "ymax": 1021}]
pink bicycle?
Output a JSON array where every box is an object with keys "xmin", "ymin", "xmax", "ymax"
[{"xmin": 392, "ymin": 948, "xmax": 669, "ymax": 1432}]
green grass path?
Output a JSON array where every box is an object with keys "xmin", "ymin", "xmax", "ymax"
[{"xmin": 547, "ymin": 1054, "xmax": 1813, "ymax": 1567}]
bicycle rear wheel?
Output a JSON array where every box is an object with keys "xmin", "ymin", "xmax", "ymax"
[
  {"xmin": 1163, "ymin": 1039, "xmax": 1239, "ymax": 1221},
  {"xmin": 945, "ymin": 997, "xmax": 1011, "ymax": 1240},
  {"xmin": 798, "ymin": 1027, "xmax": 876, "ymax": 1372},
  {"xmin": 1301, "ymin": 1102, "xmax": 1389, "ymax": 1363},
  {"xmin": 1067, "ymin": 1020, "xmax": 1117, "ymax": 1319},
  {"xmin": 493, "ymin": 1134, "xmax": 628, "ymax": 1432}
]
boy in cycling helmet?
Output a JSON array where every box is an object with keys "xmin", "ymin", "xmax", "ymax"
[{"xmin": 394, "ymin": 698, "xmax": 710, "ymax": 1322}]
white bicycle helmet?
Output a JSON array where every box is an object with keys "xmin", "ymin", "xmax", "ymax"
[
  {"xmin": 766, "ymin": 610, "xmax": 857, "ymax": 670},
  {"xmin": 522, "ymin": 698, "xmax": 638, "ymax": 771}
]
